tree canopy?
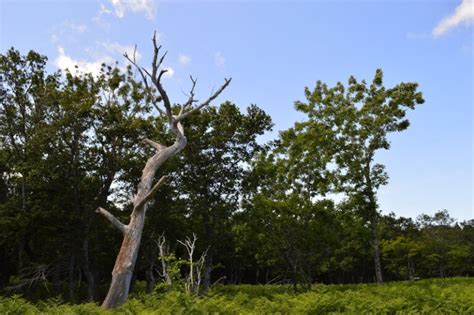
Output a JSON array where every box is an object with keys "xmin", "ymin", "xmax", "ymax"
[{"xmin": 0, "ymin": 48, "xmax": 471, "ymax": 303}]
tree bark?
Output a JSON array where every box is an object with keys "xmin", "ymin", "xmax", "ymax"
[
  {"xmin": 97, "ymin": 34, "xmax": 230, "ymax": 309},
  {"xmin": 82, "ymin": 234, "xmax": 95, "ymax": 301},
  {"xmin": 364, "ymin": 156, "xmax": 384, "ymax": 284},
  {"xmin": 101, "ymin": 209, "xmax": 148, "ymax": 307},
  {"xmin": 202, "ymin": 253, "xmax": 213, "ymax": 295},
  {"xmin": 68, "ymin": 254, "xmax": 76, "ymax": 301},
  {"xmin": 371, "ymin": 223, "xmax": 383, "ymax": 284},
  {"xmin": 0, "ymin": 247, "xmax": 10, "ymax": 290},
  {"xmin": 201, "ymin": 212, "xmax": 214, "ymax": 295},
  {"xmin": 101, "ymin": 142, "xmax": 183, "ymax": 309},
  {"xmin": 145, "ymin": 260, "xmax": 156, "ymax": 294}
]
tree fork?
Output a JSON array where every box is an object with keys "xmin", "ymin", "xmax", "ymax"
[{"xmin": 96, "ymin": 32, "xmax": 230, "ymax": 309}]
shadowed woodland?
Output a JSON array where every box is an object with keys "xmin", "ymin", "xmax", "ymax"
[{"xmin": 0, "ymin": 45, "xmax": 472, "ymax": 310}]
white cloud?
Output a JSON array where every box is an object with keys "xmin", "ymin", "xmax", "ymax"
[
  {"xmin": 93, "ymin": 3, "xmax": 113, "ymax": 29},
  {"xmin": 163, "ymin": 67, "xmax": 174, "ymax": 78},
  {"xmin": 110, "ymin": 0, "xmax": 126, "ymax": 18},
  {"xmin": 107, "ymin": 0, "xmax": 156, "ymax": 20},
  {"xmin": 178, "ymin": 53, "xmax": 191, "ymax": 65},
  {"xmin": 103, "ymin": 42, "xmax": 141, "ymax": 60},
  {"xmin": 433, "ymin": 0, "xmax": 474, "ymax": 37},
  {"xmin": 54, "ymin": 46, "xmax": 113, "ymax": 77},
  {"xmin": 214, "ymin": 51, "xmax": 226, "ymax": 68},
  {"xmin": 100, "ymin": 3, "xmax": 112, "ymax": 15}
]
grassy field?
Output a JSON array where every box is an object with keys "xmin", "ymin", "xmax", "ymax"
[{"xmin": 1, "ymin": 277, "xmax": 473, "ymax": 314}]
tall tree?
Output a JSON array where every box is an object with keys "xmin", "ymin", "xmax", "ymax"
[
  {"xmin": 95, "ymin": 34, "xmax": 231, "ymax": 309},
  {"xmin": 0, "ymin": 49, "xmax": 72, "ymax": 292},
  {"xmin": 280, "ymin": 69, "xmax": 424, "ymax": 283},
  {"xmin": 238, "ymin": 145, "xmax": 340, "ymax": 288},
  {"xmin": 175, "ymin": 102, "xmax": 272, "ymax": 293}
]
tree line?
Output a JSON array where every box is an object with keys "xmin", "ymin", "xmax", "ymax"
[{"xmin": 0, "ymin": 47, "xmax": 472, "ymax": 305}]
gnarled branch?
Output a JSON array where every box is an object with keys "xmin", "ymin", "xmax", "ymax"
[
  {"xmin": 143, "ymin": 138, "xmax": 167, "ymax": 152},
  {"xmin": 123, "ymin": 46, "xmax": 166, "ymax": 117},
  {"xmin": 175, "ymin": 78, "xmax": 232, "ymax": 122},
  {"xmin": 135, "ymin": 175, "xmax": 169, "ymax": 210},
  {"xmin": 180, "ymin": 75, "xmax": 198, "ymax": 116},
  {"xmin": 95, "ymin": 207, "xmax": 126, "ymax": 234}
]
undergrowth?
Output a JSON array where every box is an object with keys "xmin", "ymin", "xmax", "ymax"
[{"xmin": 0, "ymin": 277, "xmax": 472, "ymax": 314}]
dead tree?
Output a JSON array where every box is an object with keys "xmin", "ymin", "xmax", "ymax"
[
  {"xmin": 156, "ymin": 233, "xmax": 172, "ymax": 286},
  {"xmin": 95, "ymin": 32, "xmax": 231, "ymax": 309},
  {"xmin": 178, "ymin": 233, "xmax": 208, "ymax": 295}
]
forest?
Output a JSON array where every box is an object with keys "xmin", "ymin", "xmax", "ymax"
[{"xmin": 0, "ymin": 44, "xmax": 473, "ymax": 313}]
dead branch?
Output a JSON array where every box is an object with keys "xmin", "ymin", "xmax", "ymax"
[
  {"xmin": 142, "ymin": 138, "xmax": 167, "ymax": 152},
  {"xmin": 4, "ymin": 263, "xmax": 52, "ymax": 292},
  {"xmin": 178, "ymin": 234, "xmax": 209, "ymax": 295},
  {"xmin": 97, "ymin": 31, "xmax": 230, "ymax": 308},
  {"xmin": 125, "ymin": 32, "xmax": 231, "ymax": 130},
  {"xmin": 155, "ymin": 233, "xmax": 172, "ymax": 285},
  {"xmin": 95, "ymin": 207, "xmax": 126, "ymax": 233},
  {"xmin": 135, "ymin": 176, "xmax": 168, "ymax": 211},
  {"xmin": 175, "ymin": 78, "xmax": 232, "ymax": 122}
]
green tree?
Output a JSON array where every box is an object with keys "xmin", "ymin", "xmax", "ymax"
[
  {"xmin": 174, "ymin": 102, "xmax": 271, "ymax": 292},
  {"xmin": 139, "ymin": 102, "xmax": 272, "ymax": 294},
  {"xmin": 238, "ymin": 147, "xmax": 341, "ymax": 289},
  {"xmin": 416, "ymin": 210, "xmax": 472, "ymax": 278},
  {"xmin": 0, "ymin": 48, "xmax": 160, "ymax": 301},
  {"xmin": 280, "ymin": 69, "xmax": 424, "ymax": 283}
]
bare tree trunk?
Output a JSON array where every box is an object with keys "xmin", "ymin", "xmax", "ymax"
[
  {"xmin": 145, "ymin": 260, "xmax": 156, "ymax": 294},
  {"xmin": 202, "ymin": 253, "xmax": 213, "ymax": 295},
  {"xmin": 364, "ymin": 156, "xmax": 384, "ymax": 284},
  {"xmin": 96, "ymin": 33, "xmax": 230, "ymax": 309},
  {"xmin": 82, "ymin": 235, "xmax": 95, "ymax": 301},
  {"xmin": 100, "ymin": 207, "xmax": 153, "ymax": 307},
  {"xmin": 201, "ymin": 212, "xmax": 214, "ymax": 295},
  {"xmin": 156, "ymin": 234, "xmax": 172, "ymax": 286},
  {"xmin": 100, "ymin": 169, "xmax": 174, "ymax": 308},
  {"xmin": 68, "ymin": 254, "xmax": 76, "ymax": 301},
  {"xmin": 371, "ymin": 224, "xmax": 383, "ymax": 284},
  {"xmin": 179, "ymin": 234, "xmax": 208, "ymax": 296}
]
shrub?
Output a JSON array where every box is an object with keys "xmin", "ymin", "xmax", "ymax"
[{"xmin": 0, "ymin": 277, "xmax": 472, "ymax": 314}]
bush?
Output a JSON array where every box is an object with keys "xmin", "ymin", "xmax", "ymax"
[{"xmin": 0, "ymin": 277, "xmax": 472, "ymax": 314}]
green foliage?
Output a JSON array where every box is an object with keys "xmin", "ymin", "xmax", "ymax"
[
  {"xmin": 1, "ymin": 47, "xmax": 472, "ymax": 309},
  {"xmin": 263, "ymin": 69, "xmax": 425, "ymax": 284},
  {"xmin": 0, "ymin": 48, "xmax": 160, "ymax": 300},
  {"xmin": 0, "ymin": 278, "xmax": 473, "ymax": 314},
  {"xmin": 281, "ymin": 69, "xmax": 425, "ymax": 214}
]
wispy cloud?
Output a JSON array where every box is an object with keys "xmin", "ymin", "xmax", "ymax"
[
  {"xmin": 178, "ymin": 53, "xmax": 191, "ymax": 66},
  {"xmin": 92, "ymin": 3, "xmax": 113, "ymax": 30},
  {"xmin": 65, "ymin": 21, "xmax": 87, "ymax": 33},
  {"xmin": 100, "ymin": 3, "xmax": 112, "ymax": 15},
  {"xmin": 433, "ymin": 0, "xmax": 474, "ymax": 37},
  {"xmin": 214, "ymin": 51, "xmax": 226, "ymax": 68},
  {"xmin": 102, "ymin": 42, "xmax": 141, "ymax": 60},
  {"xmin": 103, "ymin": 0, "xmax": 157, "ymax": 20},
  {"xmin": 50, "ymin": 20, "xmax": 87, "ymax": 44}
]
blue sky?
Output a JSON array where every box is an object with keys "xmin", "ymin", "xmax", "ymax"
[{"xmin": 1, "ymin": 0, "xmax": 472, "ymax": 221}]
